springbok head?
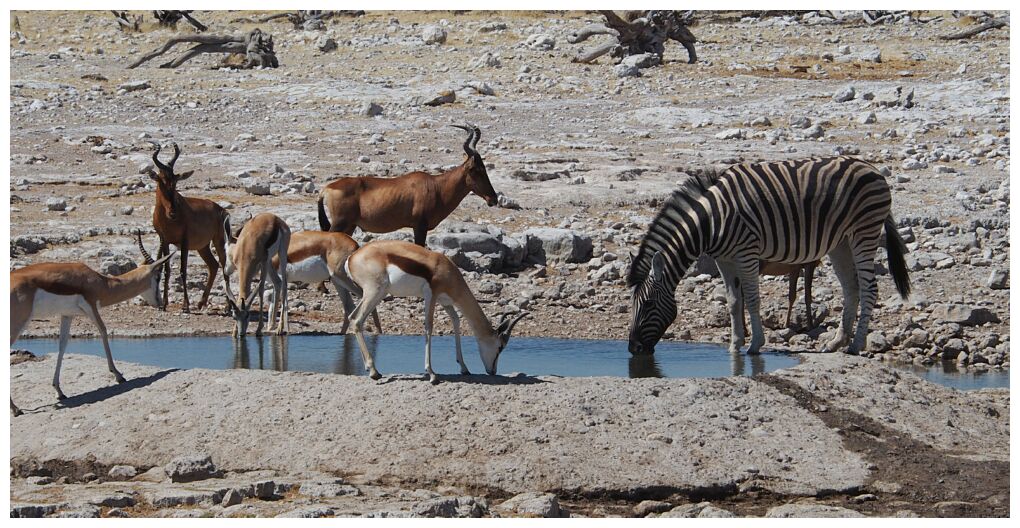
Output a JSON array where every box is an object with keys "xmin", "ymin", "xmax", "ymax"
[
  {"xmin": 478, "ymin": 312, "xmax": 528, "ymax": 375},
  {"xmin": 134, "ymin": 231, "xmax": 174, "ymax": 309},
  {"xmin": 145, "ymin": 142, "xmax": 193, "ymax": 218},
  {"xmin": 451, "ymin": 124, "xmax": 498, "ymax": 207}
]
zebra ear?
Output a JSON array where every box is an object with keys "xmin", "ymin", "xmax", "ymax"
[{"xmin": 650, "ymin": 251, "xmax": 666, "ymax": 281}]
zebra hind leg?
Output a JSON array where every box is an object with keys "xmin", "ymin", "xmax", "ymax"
[
  {"xmin": 849, "ymin": 244, "xmax": 879, "ymax": 354},
  {"xmin": 715, "ymin": 259, "xmax": 746, "ymax": 354},
  {"xmin": 823, "ymin": 241, "xmax": 859, "ymax": 353}
]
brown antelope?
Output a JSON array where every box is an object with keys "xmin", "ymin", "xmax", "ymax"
[
  {"xmin": 9, "ymin": 234, "xmax": 173, "ymax": 416},
  {"xmin": 345, "ymin": 240, "xmax": 526, "ymax": 384},
  {"xmin": 317, "ymin": 124, "xmax": 499, "ymax": 246},
  {"xmin": 269, "ymin": 230, "xmax": 382, "ymax": 335},
  {"xmin": 222, "ymin": 213, "xmax": 291, "ymax": 337},
  {"xmin": 147, "ymin": 142, "xmax": 230, "ymax": 313}
]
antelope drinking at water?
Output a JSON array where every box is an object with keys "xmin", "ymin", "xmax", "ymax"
[{"xmin": 223, "ymin": 213, "xmax": 292, "ymax": 337}]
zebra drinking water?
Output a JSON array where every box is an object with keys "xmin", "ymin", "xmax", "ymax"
[{"xmin": 627, "ymin": 156, "xmax": 911, "ymax": 356}]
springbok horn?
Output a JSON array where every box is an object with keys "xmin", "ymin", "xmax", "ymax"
[
  {"xmin": 150, "ymin": 142, "xmax": 169, "ymax": 172},
  {"xmin": 450, "ymin": 124, "xmax": 476, "ymax": 156},
  {"xmin": 168, "ymin": 142, "xmax": 181, "ymax": 168},
  {"xmin": 502, "ymin": 312, "xmax": 528, "ymax": 335},
  {"xmin": 135, "ymin": 230, "xmax": 154, "ymax": 264}
]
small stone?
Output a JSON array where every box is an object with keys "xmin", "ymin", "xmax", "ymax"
[
  {"xmin": 987, "ymin": 269, "xmax": 1008, "ymax": 289},
  {"xmin": 108, "ymin": 465, "xmax": 137, "ymax": 480},
  {"xmin": 932, "ymin": 304, "xmax": 1000, "ymax": 326},
  {"xmin": 496, "ymin": 492, "xmax": 564, "ymax": 518},
  {"xmin": 316, "ymin": 36, "xmax": 337, "ymax": 53},
  {"xmin": 766, "ymin": 503, "xmax": 865, "ymax": 518},
  {"xmin": 525, "ymin": 33, "xmax": 555, "ymax": 51},
  {"xmin": 45, "ymin": 197, "xmax": 67, "ymax": 211},
  {"xmin": 833, "ymin": 85, "xmax": 856, "ymax": 102},
  {"xmin": 360, "ymin": 102, "xmax": 384, "ymax": 117},
  {"xmin": 802, "ymin": 124, "xmax": 825, "ymax": 139},
  {"xmin": 164, "ymin": 453, "xmax": 222, "ymax": 483},
  {"xmin": 613, "ymin": 63, "xmax": 641, "ymax": 78},
  {"xmin": 859, "ymin": 111, "xmax": 877, "ymax": 124},
  {"xmin": 221, "ymin": 488, "xmax": 243, "ymax": 507},
  {"xmin": 422, "ymin": 25, "xmax": 447, "ymax": 45},
  {"xmin": 118, "ymin": 80, "xmax": 150, "ymax": 92},
  {"xmin": 422, "ymin": 90, "xmax": 456, "ymax": 107},
  {"xmin": 715, "ymin": 128, "xmax": 746, "ymax": 140},
  {"xmin": 634, "ymin": 500, "xmax": 673, "ymax": 517}
]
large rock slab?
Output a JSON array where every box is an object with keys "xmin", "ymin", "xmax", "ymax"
[
  {"xmin": 9, "ymin": 353, "xmax": 1007, "ymax": 498},
  {"xmin": 522, "ymin": 228, "xmax": 592, "ymax": 264}
]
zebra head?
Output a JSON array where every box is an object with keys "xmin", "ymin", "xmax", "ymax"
[{"xmin": 629, "ymin": 251, "xmax": 677, "ymax": 355}]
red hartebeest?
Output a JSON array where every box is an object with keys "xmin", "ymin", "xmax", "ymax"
[
  {"xmin": 10, "ymin": 234, "xmax": 174, "ymax": 415},
  {"xmin": 317, "ymin": 124, "xmax": 499, "ymax": 246},
  {"xmin": 345, "ymin": 240, "xmax": 526, "ymax": 383},
  {"xmin": 147, "ymin": 142, "xmax": 229, "ymax": 313}
]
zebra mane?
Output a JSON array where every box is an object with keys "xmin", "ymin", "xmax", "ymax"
[{"xmin": 626, "ymin": 168, "xmax": 723, "ymax": 287}]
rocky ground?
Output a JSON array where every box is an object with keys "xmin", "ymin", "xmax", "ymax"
[
  {"xmin": 9, "ymin": 353, "xmax": 1010, "ymax": 517},
  {"xmin": 8, "ymin": 10, "xmax": 1009, "ymax": 372},
  {"xmin": 7, "ymin": 9, "xmax": 1012, "ymax": 517}
]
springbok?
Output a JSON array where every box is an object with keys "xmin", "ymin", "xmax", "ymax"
[
  {"xmin": 222, "ymin": 213, "xmax": 291, "ymax": 337},
  {"xmin": 317, "ymin": 124, "xmax": 499, "ymax": 246},
  {"xmin": 147, "ymin": 142, "xmax": 230, "ymax": 313},
  {"xmin": 268, "ymin": 230, "xmax": 382, "ymax": 334},
  {"xmin": 345, "ymin": 240, "xmax": 526, "ymax": 383},
  {"xmin": 10, "ymin": 234, "xmax": 173, "ymax": 416}
]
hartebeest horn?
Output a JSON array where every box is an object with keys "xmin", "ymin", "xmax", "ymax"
[
  {"xmin": 450, "ymin": 124, "xmax": 478, "ymax": 157},
  {"xmin": 135, "ymin": 230, "xmax": 154, "ymax": 264},
  {"xmin": 167, "ymin": 142, "xmax": 181, "ymax": 169},
  {"xmin": 150, "ymin": 141, "xmax": 169, "ymax": 173}
]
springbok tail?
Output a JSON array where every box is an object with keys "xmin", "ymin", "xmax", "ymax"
[
  {"xmin": 317, "ymin": 196, "xmax": 331, "ymax": 231},
  {"xmin": 884, "ymin": 215, "xmax": 911, "ymax": 299}
]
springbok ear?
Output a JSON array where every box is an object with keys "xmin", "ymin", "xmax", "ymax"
[
  {"xmin": 176, "ymin": 170, "xmax": 194, "ymax": 181},
  {"xmin": 650, "ymin": 251, "xmax": 666, "ymax": 281}
]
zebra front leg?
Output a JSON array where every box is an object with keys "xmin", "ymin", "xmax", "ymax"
[
  {"xmin": 716, "ymin": 260, "xmax": 746, "ymax": 354},
  {"xmin": 823, "ymin": 242, "xmax": 859, "ymax": 353},
  {"xmin": 737, "ymin": 260, "xmax": 766, "ymax": 355}
]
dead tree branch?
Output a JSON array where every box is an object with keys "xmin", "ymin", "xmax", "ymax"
[
  {"xmin": 571, "ymin": 10, "xmax": 697, "ymax": 65},
  {"xmin": 111, "ymin": 10, "xmax": 142, "ymax": 32},
  {"xmin": 939, "ymin": 17, "xmax": 1009, "ymax": 40},
  {"xmin": 127, "ymin": 29, "xmax": 278, "ymax": 69},
  {"xmin": 234, "ymin": 10, "xmax": 364, "ymax": 30},
  {"xmin": 153, "ymin": 10, "xmax": 208, "ymax": 32}
]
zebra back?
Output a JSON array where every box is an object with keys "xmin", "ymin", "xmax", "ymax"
[{"xmin": 628, "ymin": 156, "xmax": 892, "ymax": 288}]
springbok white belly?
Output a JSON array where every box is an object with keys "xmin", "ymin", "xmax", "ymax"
[
  {"xmin": 31, "ymin": 290, "xmax": 90, "ymax": 320},
  {"xmin": 286, "ymin": 256, "xmax": 330, "ymax": 284},
  {"xmin": 385, "ymin": 264, "xmax": 430, "ymax": 298}
]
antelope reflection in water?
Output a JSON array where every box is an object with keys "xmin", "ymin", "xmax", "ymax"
[
  {"xmin": 335, "ymin": 334, "xmax": 377, "ymax": 375},
  {"xmin": 232, "ymin": 336, "xmax": 289, "ymax": 371}
]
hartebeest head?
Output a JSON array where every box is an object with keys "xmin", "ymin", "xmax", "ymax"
[
  {"xmin": 146, "ymin": 142, "xmax": 194, "ymax": 219},
  {"xmin": 451, "ymin": 124, "xmax": 499, "ymax": 207}
]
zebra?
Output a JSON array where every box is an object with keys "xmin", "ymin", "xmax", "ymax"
[{"xmin": 627, "ymin": 156, "xmax": 911, "ymax": 356}]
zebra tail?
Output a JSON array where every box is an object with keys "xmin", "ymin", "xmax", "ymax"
[
  {"xmin": 884, "ymin": 215, "xmax": 911, "ymax": 299},
  {"xmin": 317, "ymin": 195, "xmax": 331, "ymax": 231}
]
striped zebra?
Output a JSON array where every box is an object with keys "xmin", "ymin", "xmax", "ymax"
[{"xmin": 627, "ymin": 156, "xmax": 911, "ymax": 356}]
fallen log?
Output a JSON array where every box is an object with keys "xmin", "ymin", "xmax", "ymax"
[
  {"xmin": 233, "ymin": 10, "xmax": 364, "ymax": 30},
  {"xmin": 127, "ymin": 29, "xmax": 278, "ymax": 69},
  {"xmin": 939, "ymin": 17, "xmax": 1008, "ymax": 40}
]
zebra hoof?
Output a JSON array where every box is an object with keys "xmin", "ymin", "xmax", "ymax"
[{"xmin": 369, "ymin": 370, "xmax": 382, "ymax": 381}]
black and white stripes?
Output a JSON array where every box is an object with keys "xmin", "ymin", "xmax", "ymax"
[{"xmin": 627, "ymin": 156, "xmax": 911, "ymax": 356}]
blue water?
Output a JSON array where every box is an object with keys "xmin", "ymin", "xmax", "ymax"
[
  {"xmin": 15, "ymin": 336, "xmax": 1008, "ymax": 390},
  {"xmin": 17, "ymin": 335, "xmax": 796, "ymax": 379}
]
